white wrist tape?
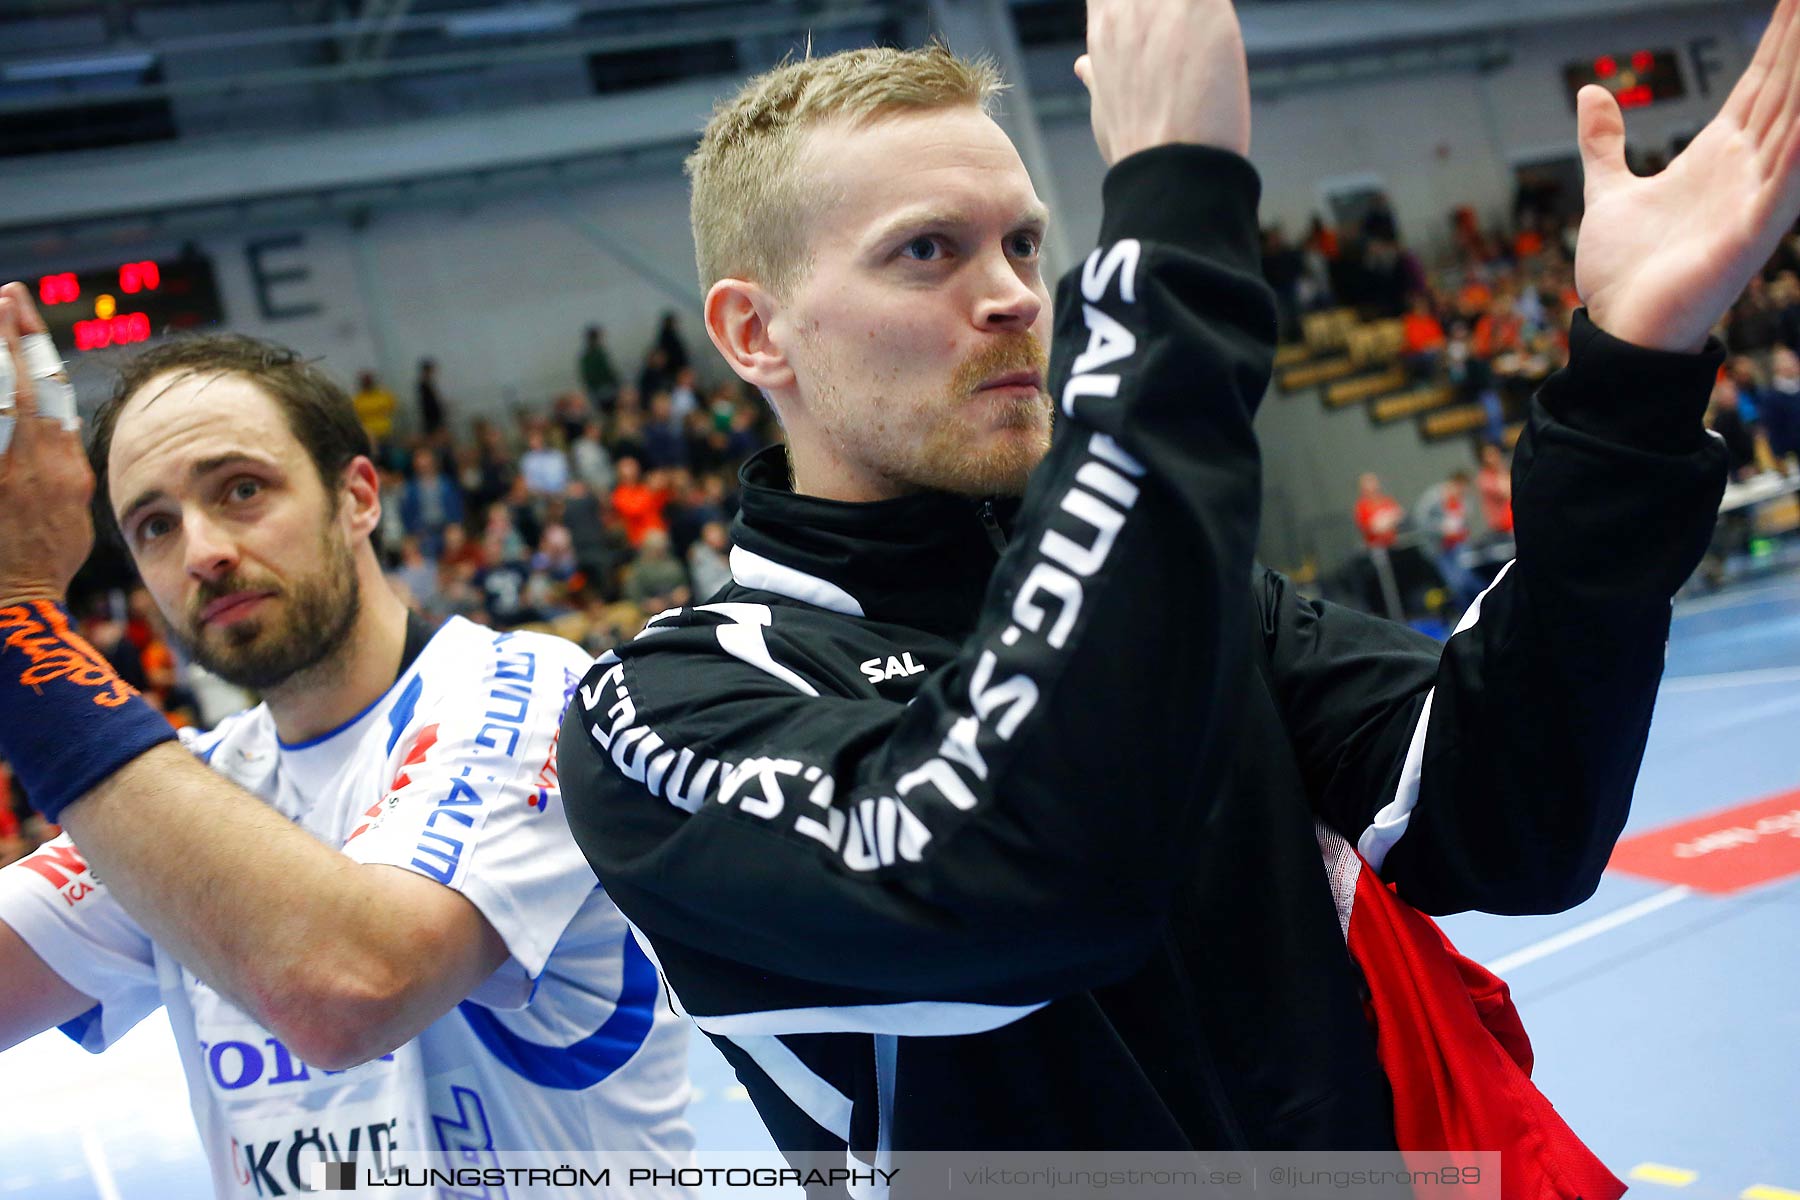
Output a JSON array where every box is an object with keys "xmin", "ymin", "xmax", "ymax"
[{"xmin": 0, "ymin": 332, "xmax": 79, "ymax": 453}]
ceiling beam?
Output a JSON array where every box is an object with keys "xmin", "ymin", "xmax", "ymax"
[{"xmin": 0, "ymin": 2, "xmax": 892, "ymax": 118}]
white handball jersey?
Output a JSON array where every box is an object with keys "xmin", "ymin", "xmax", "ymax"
[{"xmin": 0, "ymin": 617, "xmax": 695, "ymax": 1198}]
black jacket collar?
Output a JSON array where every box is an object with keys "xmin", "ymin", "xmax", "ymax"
[{"xmin": 729, "ymin": 445, "xmax": 1018, "ymax": 639}]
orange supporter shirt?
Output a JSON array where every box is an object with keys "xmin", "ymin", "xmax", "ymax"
[
  {"xmin": 611, "ymin": 483, "xmax": 669, "ymax": 548},
  {"xmin": 1473, "ymin": 312, "xmax": 1521, "ymax": 359},
  {"xmin": 1356, "ymin": 495, "xmax": 1404, "ymax": 549},
  {"xmin": 1403, "ymin": 313, "xmax": 1447, "ymax": 355}
]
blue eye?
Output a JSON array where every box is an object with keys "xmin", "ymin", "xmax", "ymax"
[
  {"xmin": 1009, "ymin": 232, "xmax": 1042, "ymax": 258},
  {"xmin": 138, "ymin": 515, "xmax": 172, "ymax": 544},
  {"xmin": 228, "ymin": 478, "xmax": 263, "ymax": 502},
  {"xmin": 901, "ymin": 236, "xmax": 944, "ymax": 262}
]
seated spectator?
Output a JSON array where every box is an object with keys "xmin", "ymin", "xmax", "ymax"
[
  {"xmin": 552, "ymin": 390, "xmax": 592, "ymax": 446},
  {"xmin": 1414, "ymin": 469, "xmax": 1484, "ymax": 612},
  {"xmin": 503, "ymin": 474, "xmax": 544, "ymax": 550},
  {"xmin": 642, "ymin": 392, "xmax": 689, "ymax": 470},
  {"xmin": 389, "ymin": 535, "xmax": 441, "ymax": 613},
  {"xmin": 687, "ymin": 520, "xmax": 733, "ymax": 602},
  {"xmin": 1476, "ymin": 442, "xmax": 1514, "ymax": 538},
  {"xmin": 1761, "ymin": 345, "xmax": 1800, "ymax": 472},
  {"xmin": 724, "ymin": 404, "xmax": 763, "ymax": 463},
  {"xmin": 437, "ymin": 558, "xmax": 486, "ymax": 622},
  {"xmin": 474, "ymin": 557, "xmax": 539, "ymax": 628},
  {"xmin": 1512, "ymin": 211, "xmax": 1545, "ymax": 260},
  {"xmin": 400, "ymin": 447, "xmax": 465, "ymax": 555},
  {"xmin": 571, "ymin": 419, "xmax": 616, "ymax": 495},
  {"xmin": 665, "ymin": 469, "xmax": 727, "ymax": 558},
  {"xmin": 1401, "ymin": 293, "xmax": 1447, "ymax": 378},
  {"xmin": 519, "ymin": 428, "xmax": 571, "ymax": 497},
  {"xmin": 1775, "ymin": 270, "xmax": 1800, "ymax": 348},
  {"xmin": 1473, "ymin": 294, "xmax": 1524, "ymax": 359},
  {"xmin": 533, "ymin": 523, "xmax": 580, "ymax": 584},
  {"xmin": 562, "ymin": 480, "xmax": 629, "ymax": 598},
  {"xmin": 623, "ymin": 530, "xmax": 691, "ymax": 614},
  {"xmin": 610, "ymin": 409, "xmax": 647, "ymax": 466},
  {"xmin": 1354, "ymin": 473, "xmax": 1404, "ymax": 550},
  {"xmin": 685, "ymin": 409, "xmax": 729, "ymax": 477},
  {"xmin": 670, "ymin": 367, "xmax": 702, "ymax": 420},
  {"xmin": 376, "ymin": 465, "xmax": 408, "ymax": 560},
  {"xmin": 638, "ymin": 346, "xmax": 674, "ymax": 398},
  {"xmin": 1708, "ymin": 378, "xmax": 1760, "ymax": 480},
  {"xmin": 439, "ymin": 521, "xmax": 485, "ymax": 574},
  {"xmin": 1456, "ymin": 269, "xmax": 1493, "ymax": 322},
  {"xmin": 1728, "ymin": 354, "xmax": 1766, "ymax": 425},
  {"xmin": 470, "ymin": 420, "xmax": 517, "ymax": 511},
  {"xmin": 611, "ymin": 457, "xmax": 669, "ymax": 548},
  {"xmin": 482, "ymin": 502, "xmax": 529, "ymax": 567}
]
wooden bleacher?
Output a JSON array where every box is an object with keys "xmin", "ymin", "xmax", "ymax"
[
  {"xmin": 1345, "ymin": 319, "xmax": 1405, "ymax": 366},
  {"xmin": 1301, "ymin": 307, "xmax": 1359, "ymax": 352},
  {"xmin": 1325, "ymin": 364, "xmax": 1409, "ymax": 409},
  {"xmin": 1280, "ymin": 356, "xmax": 1357, "ymax": 392},
  {"xmin": 1371, "ymin": 384, "xmax": 1456, "ymax": 423},
  {"xmin": 1421, "ymin": 403, "xmax": 1489, "ymax": 440}
]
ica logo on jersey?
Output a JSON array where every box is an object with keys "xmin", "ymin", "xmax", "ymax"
[{"xmin": 861, "ymin": 653, "xmax": 926, "ymax": 684}]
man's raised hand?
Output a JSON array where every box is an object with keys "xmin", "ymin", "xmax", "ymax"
[
  {"xmin": 1075, "ymin": 0, "xmax": 1252, "ymax": 165},
  {"xmin": 0, "ymin": 282, "xmax": 94, "ymax": 607},
  {"xmin": 1574, "ymin": 0, "xmax": 1800, "ymax": 352}
]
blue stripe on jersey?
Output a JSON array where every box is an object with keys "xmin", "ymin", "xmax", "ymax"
[
  {"xmin": 458, "ymin": 931, "xmax": 658, "ymax": 1090},
  {"xmin": 385, "ymin": 674, "xmax": 426, "ymax": 755},
  {"xmin": 58, "ymin": 1004, "xmax": 102, "ymax": 1050}
]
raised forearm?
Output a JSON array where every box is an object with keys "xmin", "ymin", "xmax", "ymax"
[{"xmin": 59, "ymin": 742, "xmax": 484, "ymax": 1066}]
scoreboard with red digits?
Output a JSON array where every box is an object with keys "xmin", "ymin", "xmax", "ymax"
[
  {"xmin": 1563, "ymin": 49, "xmax": 1687, "ymax": 112},
  {"xmin": 33, "ymin": 251, "xmax": 224, "ymax": 353}
]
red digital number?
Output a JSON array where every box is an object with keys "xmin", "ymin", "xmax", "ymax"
[
  {"xmin": 1594, "ymin": 55, "xmax": 1617, "ymax": 78},
  {"xmin": 38, "ymin": 273, "xmax": 79, "ymax": 306},
  {"xmin": 119, "ymin": 261, "xmax": 161, "ymax": 294},
  {"xmin": 72, "ymin": 313, "xmax": 151, "ymax": 352},
  {"xmin": 1631, "ymin": 50, "xmax": 1654, "ymax": 74}
]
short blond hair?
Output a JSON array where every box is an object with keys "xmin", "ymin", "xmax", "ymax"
[{"xmin": 686, "ymin": 44, "xmax": 1004, "ymax": 299}]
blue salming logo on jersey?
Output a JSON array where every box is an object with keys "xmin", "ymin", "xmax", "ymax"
[{"xmin": 409, "ymin": 635, "xmax": 540, "ymax": 880}]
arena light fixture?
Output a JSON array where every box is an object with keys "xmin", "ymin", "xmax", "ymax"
[
  {"xmin": 444, "ymin": 4, "xmax": 580, "ymax": 38},
  {"xmin": 2, "ymin": 50, "xmax": 157, "ymax": 82}
]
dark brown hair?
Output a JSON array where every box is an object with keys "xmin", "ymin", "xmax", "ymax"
[{"xmin": 90, "ymin": 333, "xmax": 372, "ymax": 548}]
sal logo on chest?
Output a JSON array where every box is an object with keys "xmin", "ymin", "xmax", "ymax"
[{"xmin": 861, "ymin": 652, "xmax": 927, "ymax": 685}]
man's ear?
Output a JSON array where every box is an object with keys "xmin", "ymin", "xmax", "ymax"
[
  {"xmin": 340, "ymin": 456, "xmax": 383, "ymax": 541},
  {"xmin": 705, "ymin": 278, "xmax": 796, "ymax": 393}
]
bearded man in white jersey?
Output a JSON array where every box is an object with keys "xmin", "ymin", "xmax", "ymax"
[{"xmin": 0, "ymin": 302, "xmax": 694, "ymax": 1199}]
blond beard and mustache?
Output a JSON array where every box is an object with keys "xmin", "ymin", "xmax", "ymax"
[{"xmin": 803, "ymin": 332, "xmax": 1053, "ymax": 497}]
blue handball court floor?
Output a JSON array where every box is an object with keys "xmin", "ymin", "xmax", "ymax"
[{"xmin": 2, "ymin": 572, "xmax": 1798, "ymax": 1199}]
